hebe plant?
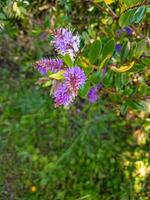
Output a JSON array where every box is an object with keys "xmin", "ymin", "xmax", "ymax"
[{"xmin": 34, "ymin": 0, "xmax": 150, "ymax": 113}]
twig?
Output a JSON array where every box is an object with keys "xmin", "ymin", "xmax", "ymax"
[
  {"xmin": 104, "ymin": 2, "xmax": 118, "ymax": 19},
  {"xmin": 91, "ymin": 0, "xmax": 118, "ymax": 20}
]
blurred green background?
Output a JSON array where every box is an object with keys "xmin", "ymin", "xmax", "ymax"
[{"xmin": 0, "ymin": 0, "xmax": 149, "ymax": 199}]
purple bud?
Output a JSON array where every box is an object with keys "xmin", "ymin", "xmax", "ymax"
[
  {"xmin": 124, "ymin": 27, "xmax": 132, "ymax": 35},
  {"xmin": 116, "ymin": 26, "xmax": 132, "ymax": 37},
  {"xmin": 115, "ymin": 44, "xmax": 122, "ymax": 53}
]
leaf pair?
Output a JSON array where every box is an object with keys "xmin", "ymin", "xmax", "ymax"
[{"xmin": 88, "ymin": 39, "xmax": 115, "ymax": 69}]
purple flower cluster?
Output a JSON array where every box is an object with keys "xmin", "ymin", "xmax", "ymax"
[
  {"xmin": 54, "ymin": 67, "xmax": 86, "ymax": 107},
  {"xmin": 34, "ymin": 58, "xmax": 63, "ymax": 74},
  {"xmin": 34, "ymin": 28, "xmax": 86, "ymax": 107},
  {"xmin": 52, "ymin": 28, "xmax": 80, "ymax": 59},
  {"xmin": 116, "ymin": 26, "xmax": 132, "ymax": 37}
]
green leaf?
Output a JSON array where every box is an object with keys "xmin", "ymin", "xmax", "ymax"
[
  {"xmin": 119, "ymin": 9, "xmax": 134, "ymax": 27},
  {"xmin": 88, "ymin": 40, "xmax": 102, "ymax": 64},
  {"xmin": 63, "ymin": 54, "xmax": 73, "ymax": 67},
  {"xmin": 120, "ymin": 41, "xmax": 131, "ymax": 62},
  {"xmin": 123, "ymin": 0, "xmax": 144, "ymax": 7},
  {"xmin": 89, "ymin": 71, "xmax": 102, "ymax": 84},
  {"xmin": 78, "ymin": 81, "xmax": 90, "ymax": 97},
  {"xmin": 84, "ymin": 66, "xmax": 93, "ymax": 75},
  {"xmin": 133, "ymin": 39, "xmax": 146, "ymax": 58},
  {"xmin": 129, "ymin": 42, "xmax": 137, "ymax": 59},
  {"xmin": 141, "ymin": 58, "xmax": 150, "ymax": 65},
  {"xmin": 120, "ymin": 103, "xmax": 128, "ymax": 115},
  {"xmin": 49, "ymin": 70, "xmax": 65, "ymax": 80},
  {"xmin": 100, "ymin": 39, "xmax": 115, "ymax": 69},
  {"xmin": 126, "ymin": 99, "xmax": 144, "ymax": 110},
  {"xmin": 44, "ymin": 15, "xmax": 51, "ymax": 28},
  {"xmin": 133, "ymin": 6, "xmax": 146, "ymax": 23},
  {"xmin": 115, "ymin": 73, "xmax": 128, "ymax": 91},
  {"xmin": 103, "ymin": 70, "xmax": 114, "ymax": 87},
  {"xmin": 42, "ymin": 80, "xmax": 52, "ymax": 88},
  {"xmin": 119, "ymin": 6, "xmax": 146, "ymax": 27}
]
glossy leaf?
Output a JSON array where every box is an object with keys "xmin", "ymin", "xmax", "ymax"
[
  {"xmin": 119, "ymin": 6, "xmax": 146, "ymax": 27},
  {"xmin": 88, "ymin": 40, "xmax": 102, "ymax": 64},
  {"xmin": 100, "ymin": 39, "xmax": 115, "ymax": 69},
  {"xmin": 133, "ymin": 6, "xmax": 146, "ymax": 23},
  {"xmin": 78, "ymin": 81, "xmax": 90, "ymax": 97},
  {"xmin": 126, "ymin": 99, "xmax": 144, "ymax": 110},
  {"xmin": 120, "ymin": 41, "xmax": 131, "ymax": 62},
  {"xmin": 63, "ymin": 54, "xmax": 73, "ymax": 67},
  {"xmin": 103, "ymin": 70, "xmax": 114, "ymax": 87},
  {"xmin": 133, "ymin": 39, "xmax": 146, "ymax": 58}
]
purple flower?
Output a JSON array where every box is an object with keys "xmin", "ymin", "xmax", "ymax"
[
  {"xmin": 124, "ymin": 27, "xmax": 132, "ymax": 35},
  {"xmin": 88, "ymin": 86, "xmax": 99, "ymax": 103},
  {"xmin": 116, "ymin": 26, "xmax": 132, "ymax": 37},
  {"xmin": 52, "ymin": 28, "xmax": 80, "ymax": 58},
  {"xmin": 53, "ymin": 84, "xmax": 74, "ymax": 107},
  {"xmin": 34, "ymin": 59, "xmax": 49, "ymax": 74},
  {"xmin": 47, "ymin": 59, "xmax": 63, "ymax": 73},
  {"xmin": 64, "ymin": 66, "xmax": 86, "ymax": 96},
  {"xmin": 115, "ymin": 44, "xmax": 122, "ymax": 53},
  {"xmin": 77, "ymin": 108, "xmax": 81, "ymax": 113},
  {"xmin": 88, "ymin": 84, "xmax": 102, "ymax": 103},
  {"xmin": 34, "ymin": 58, "xmax": 63, "ymax": 74}
]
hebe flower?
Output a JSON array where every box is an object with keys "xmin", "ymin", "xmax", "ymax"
[
  {"xmin": 34, "ymin": 29, "xmax": 87, "ymax": 107},
  {"xmin": 88, "ymin": 84, "xmax": 103, "ymax": 103},
  {"xmin": 54, "ymin": 84, "xmax": 74, "ymax": 107},
  {"xmin": 64, "ymin": 66, "xmax": 86, "ymax": 96},
  {"xmin": 52, "ymin": 28, "xmax": 80, "ymax": 58},
  {"xmin": 34, "ymin": 59, "xmax": 49, "ymax": 74},
  {"xmin": 34, "ymin": 58, "xmax": 63, "ymax": 74}
]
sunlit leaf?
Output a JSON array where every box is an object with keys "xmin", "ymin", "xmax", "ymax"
[
  {"xmin": 49, "ymin": 70, "xmax": 65, "ymax": 80},
  {"xmin": 111, "ymin": 61, "xmax": 135, "ymax": 72},
  {"xmin": 100, "ymin": 39, "xmax": 115, "ymax": 69},
  {"xmin": 88, "ymin": 40, "xmax": 102, "ymax": 64}
]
